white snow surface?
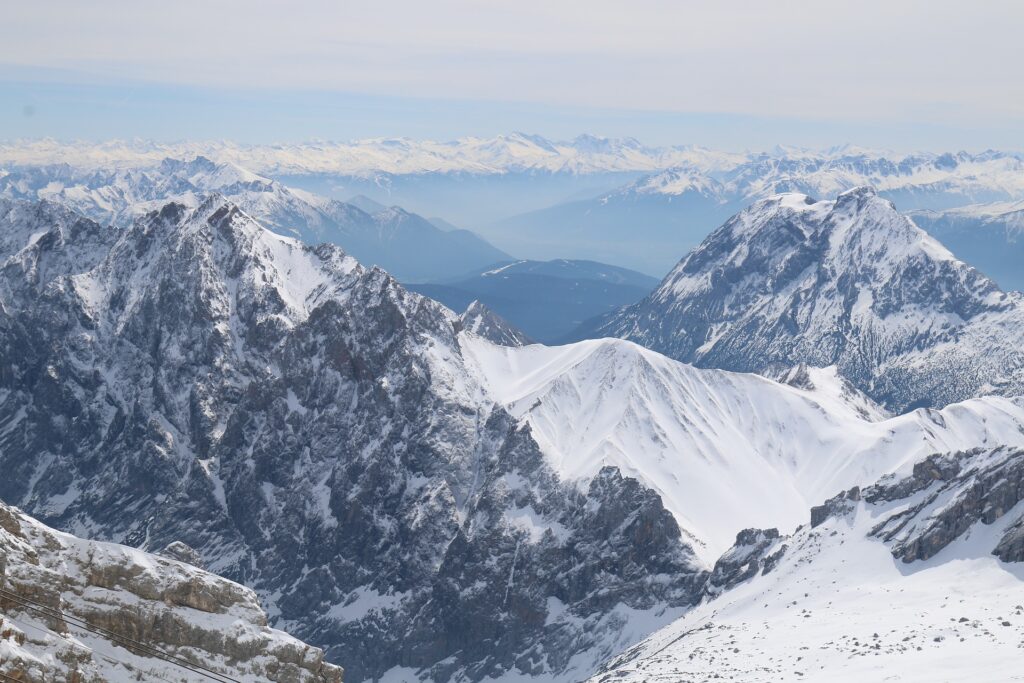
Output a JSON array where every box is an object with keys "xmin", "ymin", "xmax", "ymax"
[
  {"xmin": 0, "ymin": 134, "xmax": 744, "ymax": 176},
  {"xmin": 461, "ymin": 335, "xmax": 1024, "ymax": 562},
  {"xmin": 590, "ymin": 498, "xmax": 1024, "ymax": 683}
]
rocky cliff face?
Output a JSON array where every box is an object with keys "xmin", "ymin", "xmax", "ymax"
[
  {"xmin": 591, "ymin": 187, "xmax": 1024, "ymax": 411},
  {"xmin": 0, "ymin": 499, "xmax": 343, "ymax": 683},
  {"xmin": 866, "ymin": 447, "xmax": 1024, "ymax": 563},
  {"xmin": 0, "ymin": 197, "xmax": 705, "ymax": 681}
]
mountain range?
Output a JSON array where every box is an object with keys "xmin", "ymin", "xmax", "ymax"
[
  {"xmin": 2, "ymin": 174, "xmax": 1024, "ymax": 682},
  {"xmin": 0, "ymin": 156, "xmax": 509, "ymax": 282},
  {"xmin": 6, "ymin": 139, "xmax": 1024, "ymax": 284}
]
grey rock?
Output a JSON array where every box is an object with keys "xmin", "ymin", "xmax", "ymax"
[
  {"xmin": 866, "ymin": 447, "xmax": 1024, "ymax": 562},
  {"xmin": 704, "ymin": 528, "xmax": 783, "ymax": 597},
  {"xmin": 457, "ymin": 299, "xmax": 534, "ymax": 346},
  {"xmin": 810, "ymin": 487, "xmax": 861, "ymax": 528},
  {"xmin": 0, "ymin": 499, "xmax": 343, "ymax": 682}
]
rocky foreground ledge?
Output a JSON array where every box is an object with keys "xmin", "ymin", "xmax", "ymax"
[{"xmin": 0, "ymin": 501, "xmax": 343, "ymax": 682}]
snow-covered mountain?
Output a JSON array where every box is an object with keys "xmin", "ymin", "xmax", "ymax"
[
  {"xmin": 590, "ymin": 444, "xmax": 1024, "ymax": 682},
  {"xmin": 0, "ymin": 196, "xmax": 707, "ymax": 682},
  {"xmin": 0, "ymin": 499, "xmax": 343, "ymax": 682},
  {"xmin": 3, "ymin": 189, "xmax": 1024, "ymax": 682},
  {"xmin": 587, "ymin": 187, "xmax": 1024, "ymax": 411},
  {"xmin": 461, "ymin": 336, "xmax": 1024, "ymax": 561},
  {"xmin": 0, "ymin": 157, "xmax": 509, "ymax": 281}
]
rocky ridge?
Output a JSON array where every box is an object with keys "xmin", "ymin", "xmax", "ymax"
[
  {"xmin": 0, "ymin": 499, "xmax": 343, "ymax": 682},
  {"xmin": 589, "ymin": 444, "xmax": 1024, "ymax": 682}
]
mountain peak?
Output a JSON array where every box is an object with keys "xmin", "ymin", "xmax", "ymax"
[
  {"xmin": 837, "ymin": 184, "xmax": 878, "ymax": 200},
  {"xmin": 595, "ymin": 189, "xmax": 1024, "ymax": 411},
  {"xmin": 458, "ymin": 299, "xmax": 533, "ymax": 347},
  {"xmin": 159, "ymin": 154, "xmax": 219, "ymax": 173}
]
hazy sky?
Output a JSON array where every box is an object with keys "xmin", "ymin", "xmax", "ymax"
[{"xmin": 2, "ymin": 0, "xmax": 1022, "ymax": 150}]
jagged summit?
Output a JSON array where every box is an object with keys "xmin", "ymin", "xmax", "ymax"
[
  {"xmin": 592, "ymin": 187, "xmax": 1024, "ymax": 410},
  {"xmin": 458, "ymin": 299, "xmax": 533, "ymax": 347}
]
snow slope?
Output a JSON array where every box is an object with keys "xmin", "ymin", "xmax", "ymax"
[
  {"xmin": 461, "ymin": 335, "xmax": 1024, "ymax": 561},
  {"xmin": 590, "ymin": 447, "xmax": 1024, "ymax": 683}
]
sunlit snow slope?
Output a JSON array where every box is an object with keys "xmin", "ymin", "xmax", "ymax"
[
  {"xmin": 461, "ymin": 335, "xmax": 1024, "ymax": 561},
  {"xmin": 589, "ymin": 460, "xmax": 1024, "ymax": 683}
]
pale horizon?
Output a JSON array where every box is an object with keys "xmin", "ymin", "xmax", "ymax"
[{"xmin": 3, "ymin": 0, "xmax": 1023, "ymax": 150}]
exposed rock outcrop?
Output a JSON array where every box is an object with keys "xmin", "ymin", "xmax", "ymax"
[
  {"xmin": 704, "ymin": 528, "xmax": 785, "ymax": 597},
  {"xmin": 869, "ymin": 447, "xmax": 1024, "ymax": 562},
  {"xmin": 0, "ymin": 499, "xmax": 343, "ymax": 682}
]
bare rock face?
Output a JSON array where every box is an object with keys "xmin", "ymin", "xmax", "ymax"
[
  {"xmin": 994, "ymin": 518, "xmax": 1024, "ymax": 562},
  {"xmin": 704, "ymin": 528, "xmax": 785, "ymax": 598},
  {"xmin": 868, "ymin": 447, "xmax": 1024, "ymax": 563},
  {"xmin": 810, "ymin": 487, "xmax": 862, "ymax": 528},
  {"xmin": 0, "ymin": 499, "xmax": 343, "ymax": 682}
]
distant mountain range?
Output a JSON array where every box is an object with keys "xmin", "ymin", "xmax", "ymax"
[
  {"xmin": 408, "ymin": 259, "xmax": 658, "ymax": 343},
  {"xmin": 0, "ymin": 133, "xmax": 745, "ymax": 176},
  {"xmin": 0, "ymin": 156, "xmax": 509, "ymax": 282},
  {"xmin": 6, "ymin": 139, "xmax": 1024, "ymax": 282},
  {"xmin": 489, "ymin": 151, "xmax": 1024, "ymax": 274},
  {"xmin": 910, "ymin": 200, "xmax": 1024, "ymax": 291}
]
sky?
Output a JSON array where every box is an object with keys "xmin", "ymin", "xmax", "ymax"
[{"xmin": 2, "ymin": 0, "xmax": 1022, "ymax": 151}]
